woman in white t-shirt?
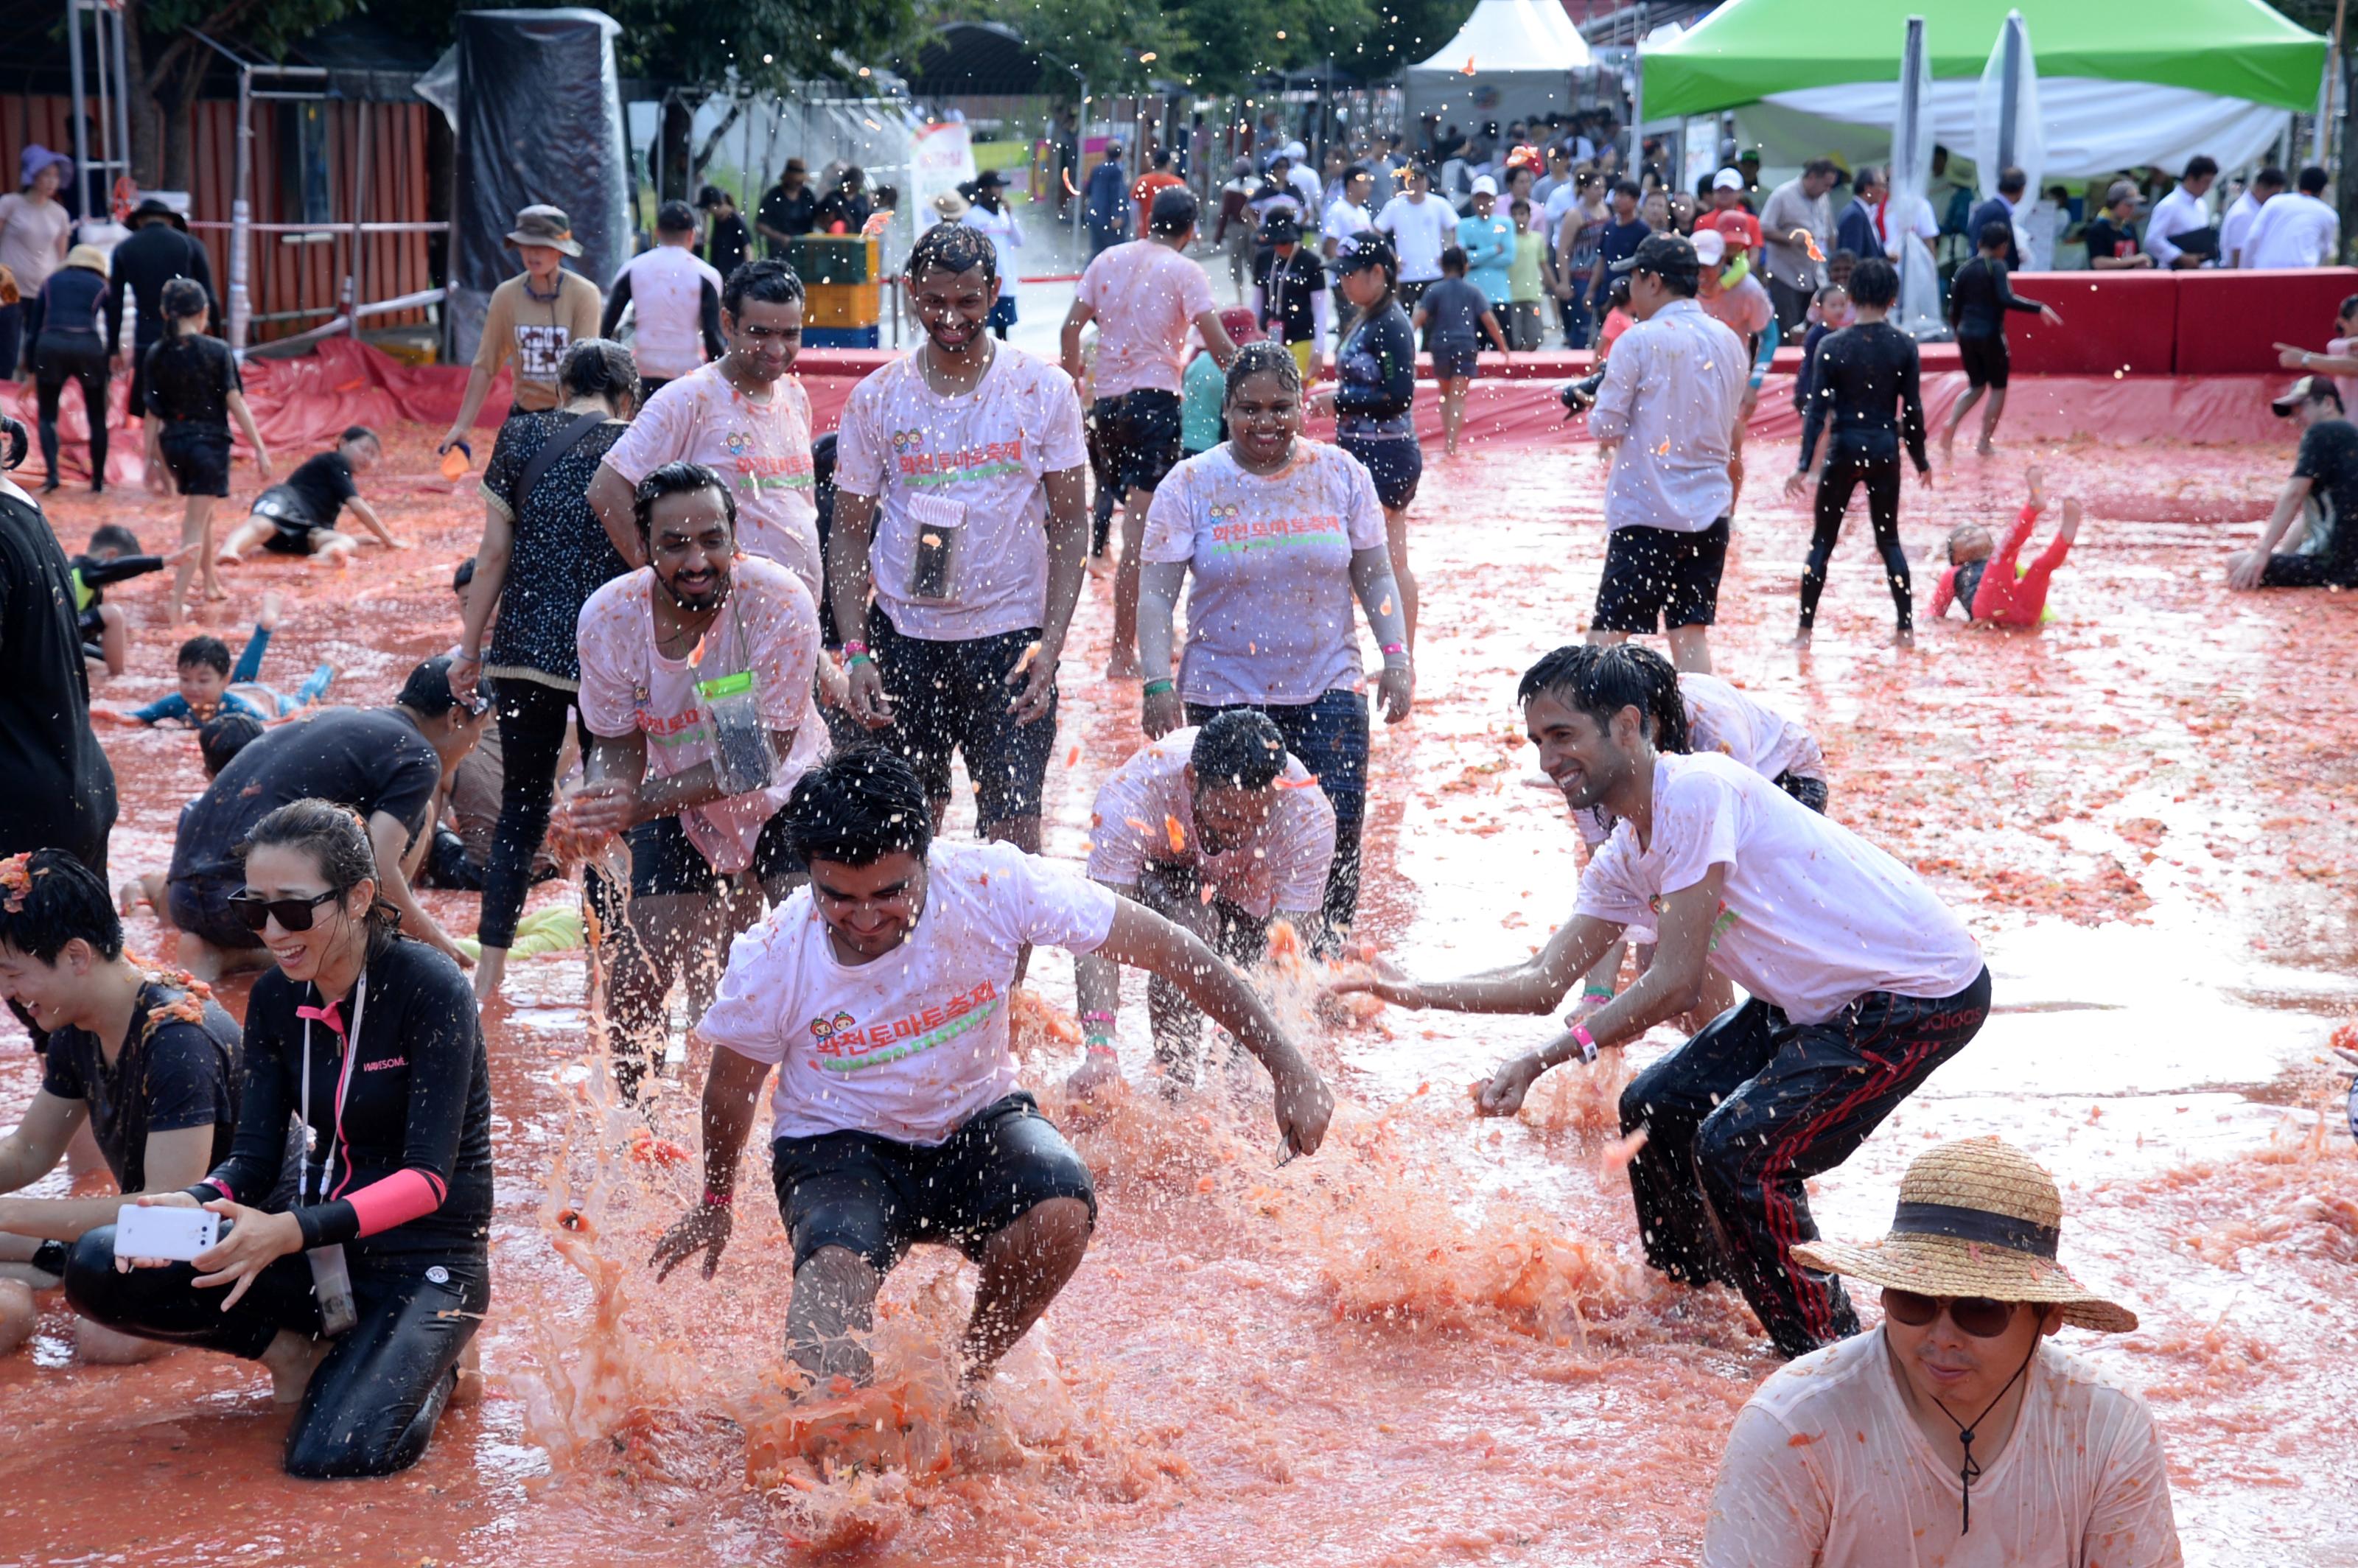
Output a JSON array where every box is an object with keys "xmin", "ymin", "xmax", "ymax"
[
  {"xmin": 1136, "ymin": 341, "xmax": 1412, "ymax": 934},
  {"xmin": 568, "ymin": 461, "xmax": 821, "ymax": 1095}
]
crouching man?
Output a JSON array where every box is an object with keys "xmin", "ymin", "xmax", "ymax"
[{"xmin": 649, "ymin": 747, "xmax": 1332, "ymax": 1385}]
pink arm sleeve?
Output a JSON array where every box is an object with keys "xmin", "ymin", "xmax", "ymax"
[{"xmin": 342, "ymin": 1168, "xmax": 447, "ymax": 1239}]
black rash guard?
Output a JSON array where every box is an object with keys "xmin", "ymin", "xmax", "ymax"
[
  {"xmin": 1947, "ymin": 256, "xmax": 2047, "ymax": 340},
  {"xmin": 1334, "ymin": 298, "xmax": 1418, "ymax": 438},
  {"xmin": 1797, "ymin": 320, "xmax": 1929, "ymax": 473}
]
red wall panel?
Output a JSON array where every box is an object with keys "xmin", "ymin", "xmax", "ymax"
[
  {"xmin": 2173, "ymin": 266, "xmax": 2358, "ymax": 374},
  {"xmin": 2004, "ymin": 270, "xmax": 2177, "ymax": 376}
]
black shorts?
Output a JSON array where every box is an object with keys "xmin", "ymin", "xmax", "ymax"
[
  {"xmin": 987, "ymin": 295, "xmax": 1019, "ymax": 332},
  {"xmin": 1338, "ymin": 433, "xmax": 1422, "ymax": 511},
  {"xmin": 2259, "ymin": 551, "xmax": 2358, "ymax": 589},
  {"xmin": 165, "ymin": 869, "xmax": 261, "ymax": 952},
  {"xmin": 1431, "ymin": 342, "xmax": 1480, "ymax": 380},
  {"xmin": 869, "ymin": 607, "xmax": 1059, "ymax": 827},
  {"xmin": 1957, "ymin": 332, "xmax": 2009, "ymax": 390},
  {"xmin": 157, "ymin": 422, "xmax": 231, "ymax": 498},
  {"xmin": 770, "ymin": 1092, "xmax": 1097, "ymax": 1273},
  {"xmin": 1592, "ymin": 517, "xmax": 1730, "ymax": 634},
  {"xmin": 258, "ymin": 522, "xmax": 321, "ymax": 555},
  {"xmin": 1091, "ymin": 389, "xmax": 1184, "ymax": 494},
  {"xmin": 1774, "ymin": 772, "xmax": 1830, "ymax": 813},
  {"xmin": 618, "ymin": 808, "xmax": 800, "ymax": 899}
]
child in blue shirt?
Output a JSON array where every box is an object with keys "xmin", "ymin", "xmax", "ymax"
[{"xmin": 97, "ymin": 592, "xmax": 333, "ymax": 727}]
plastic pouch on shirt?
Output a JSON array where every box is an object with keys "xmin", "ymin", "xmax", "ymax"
[
  {"xmin": 309, "ymin": 1243, "xmax": 359, "ymax": 1336},
  {"xmin": 696, "ymin": 670, "xmax": 774, "ymax": 797},
  {"xmin": 903, "ymin": 492, "xmax": 968, "ymax": 604}
]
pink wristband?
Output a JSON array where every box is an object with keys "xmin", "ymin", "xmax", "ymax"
[
  {"xmin": 1569, "ymin": 1023, "xmax": 1598, "ymax": 1065},
  {"xmin": 1381, "ymin": 642, "xmax": 1405, "ymax": 656}
]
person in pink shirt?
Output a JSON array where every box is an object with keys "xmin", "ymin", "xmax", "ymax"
[
  {"xmin": 1061, "ymin": 187, "xmax": 1239, "ymax": 678},
  {"xmin": 830, "ymin": 223, "xmax": 1091, "ymax": 862},
  {"xmin": 1136, "ymin": 341, "xmax": 1413, "ymax": 938},
  {"xmin": 568, "ymin": 462, "xmax": 822, "ymax": 1096},
  {"xmin": 1066, "ymin": 710, "xmax": 1337, "ymax": 1088},
  {"xmin": 589, "ymin": 260, "xmax": 823, "ymax": 601}
]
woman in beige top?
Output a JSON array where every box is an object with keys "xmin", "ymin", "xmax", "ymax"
[{"xmin": 0, "ymin": 147, "xmax": 74, "ymax": 378}]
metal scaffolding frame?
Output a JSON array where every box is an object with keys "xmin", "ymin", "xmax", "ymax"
[{"xmin": 64, "ymin": 0, "xmax": 133, "ymax": 225}]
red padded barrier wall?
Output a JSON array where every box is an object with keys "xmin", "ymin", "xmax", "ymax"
[{"xmin": 2173, "ymin": 267, "xmax": 2358, "ymax": 374}]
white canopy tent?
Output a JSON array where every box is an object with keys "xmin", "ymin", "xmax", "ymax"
[{"xmin": 1404, "ymin": 0, "xmax": 1596, "ymax": 136}]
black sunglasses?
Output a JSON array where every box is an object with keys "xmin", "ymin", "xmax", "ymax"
[
  {"xmin": 228, "ymin": 887, "xmax": 343, "ymax": 934},
  {"xmin": 1881, "ymin": 1287, "xmax": 2021, "ymax": 1339}
]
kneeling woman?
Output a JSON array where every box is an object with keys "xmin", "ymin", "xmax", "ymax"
[{"xmin": 66, "ymin": 799, "xmax": 493, "ymax": 1479}]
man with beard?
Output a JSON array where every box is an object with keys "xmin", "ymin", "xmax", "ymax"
[
  {"xmin": 1329, "ymin": 644, "xmax": 1991, "ymax": 1361},
  {"xmin": 570, "ymin": 461, "xmax": 822, "ymax": 1096},
  {"xmin": 829, "ymin": 223, "xmax": 1090, "ymax": 861}
]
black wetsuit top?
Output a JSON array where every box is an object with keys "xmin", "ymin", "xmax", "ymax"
[
  {"xmin": 1797, "ymin": 320, "xmax": 1928, "ymax": 472},
  {"xmin": 1334, "ymin": 299, "xmax": 1418, "ymax": 438},
  {"xmin": 0, "ymin": 489, "xmax": 116, "ymax": 870},
  {"xmin": 42, "ymin": 981, "xmax": 241, "ymax": 1191},
  {"xmin": 1948, "ymin": 256, "xmax": 2046, "ymax": 340}
]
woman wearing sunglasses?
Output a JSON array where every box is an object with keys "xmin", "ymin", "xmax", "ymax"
[
  {"xmin": 64, "ymin": 799, "xmax": 494, "ymax": 1479},
  {"xmin": 1703, "ymin": 1137, "xmax": 2180, "ymax": 1567}
]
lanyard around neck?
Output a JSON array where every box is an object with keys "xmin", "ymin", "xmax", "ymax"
[{"xmin": 298, "ymin": 969, "xmax": 368, "ymax": 1206}]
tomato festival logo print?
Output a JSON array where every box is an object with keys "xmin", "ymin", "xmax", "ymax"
[{"xmin": 806, "ymin": 982, "xmax": 1004, "ymax": 1072}]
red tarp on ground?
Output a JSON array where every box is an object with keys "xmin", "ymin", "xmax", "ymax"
[{"xmin": 0, "ymin": 335, "xmax": 2304, "ymax": 488}]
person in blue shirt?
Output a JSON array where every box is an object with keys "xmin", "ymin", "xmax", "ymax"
[
  {"xmin": 1083, "ymin": 141, "xmax": 1132, "ymax": 258},
  {"xmin": 1455, "ymin": 177, "xmax": 1515, "ymax": 309},
  {"xmin": 1412, "ymin": 248, "xmax": 1510, "ymax": 458},
  {"xmin": 95, "ymin": 592, "xmax": 332, "ymax": 727}
]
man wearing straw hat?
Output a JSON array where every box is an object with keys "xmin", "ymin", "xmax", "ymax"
[
  {"xmin": 438, "ymin": 205, "xmax": 604, "ymax": 456},
  {"xmin": 1704, "ymin": 1137, "xmax": 2180, "ymax": 1567}
]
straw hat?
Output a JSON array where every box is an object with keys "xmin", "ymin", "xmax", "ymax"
[
  {"xmin": 64, "ymin": 243, "xmax": 109, "ymax": 278},
  {"xmin": 1794, "ymin": 1137, "xmax": 2138, "ymax": 1334},
  {"xmin": 930, "ymin": 189, "xmax": 970, "ymax": 223}
]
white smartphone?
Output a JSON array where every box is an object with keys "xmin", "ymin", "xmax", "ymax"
[{"xmin": 113, "ymin": 1203, "xmax": 220, "ymax": 1261}]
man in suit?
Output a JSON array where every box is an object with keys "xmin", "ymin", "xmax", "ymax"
[
  {"xmin": 1967, "ymin": 167, "xmax": 2027, "ymax": 270},
  {"xmin": 1836, "ymin": 168, "xmax": 1886, "ymax": 261}
]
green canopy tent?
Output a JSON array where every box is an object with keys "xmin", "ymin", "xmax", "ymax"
[{"xmin": 1640, "ymin": 0, "xmax": 2327, "ymax": 177}]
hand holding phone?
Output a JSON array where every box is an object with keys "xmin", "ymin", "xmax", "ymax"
[{"xmin": 113, "ymin": 1202, "xmax": 220, "ymax": 1262}]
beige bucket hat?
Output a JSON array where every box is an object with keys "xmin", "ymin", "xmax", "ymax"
[{"xmin": 1795, "ymin": 1136, "xmax": 2138, "ymax": 1333}]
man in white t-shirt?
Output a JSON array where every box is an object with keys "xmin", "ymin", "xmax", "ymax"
[
  {"xmin": 1321, "ymin": 166, "xmax": 1375, "ymax": 261},
  {"xmin": 650, "ymin": 746, "xmax": 1333, "ymax": 1388},
  {"xmin": 1705, "ymin": 1138, "xmax": 2179, "ymax": 1568},
  {"xmin": 569, "ymin": 461, "xmax": 822, "ymax": 1096},
  {"xmin": 959, "ymin": 169, "xmax": 1024, "ymax": 340},
  {"xmin": 600, "ymin": 200, "xmax": 726, "ymax": 393},
  {"xmin": 1062, "ymin": 187, "xmax": 1239, "ymax": 679},
  {"xmin": 1066, "ymin": 710, "xmax": 1336, "ymax": 1091},
  {"xmin": 1375, "ymin": 162, "xmax": 1454, "ymax": 307},
  {"xmin": 833, "ymin": 223, "xmax": 1091, "ymax": 859},
  {"xmin": 2241, "ymin": 164, "xmax": 2341, "ymax": 269},
  {"xmin": 590, "ymin": 259, "xmax": 824, "ymax": 599},
  {"xmin": 2219, "ymin": 167, "xmax": 2285, "ymax": 267},
  {"xmin": 1331, "ymin": 645, "xmax": 1990, "ymax": 1360}
]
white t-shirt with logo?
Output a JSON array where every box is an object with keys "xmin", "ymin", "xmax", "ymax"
[
  {"xmin": 833, "ymin": 345, "xmax": 1091, "ymax": 643},
  {"xmin": 601, "ymin": 363, "xmax": 823, "ymax": 598},
  {"xmin": 698, "ymin": 840, "xmax": 1119, "ymax": 1143},
  {"xmin": 1376, "ymin": 194, "xmax": 1455, "ymax": 284},
  {"xmin": 575, "ymin": 556, "xmax": 822, "ymax": 873},
  {"xmin": 1575, "ymin": 752, "xmax": 1983, "ymax": 1024},
  {"xmin": 1085, "ymin": 728, "xmax": 1336, "ymax": 918},
  {"xmin": 1076, "ymin": 239, "xmax": 1217, "ymax": 398},
  {"xmin": 1141, "ymin": 441, "xmax": 1387, "ymax": 707},
  {"xmin": 1575, "ymin": 675, "xmax": 1825, "ymax": 847}
]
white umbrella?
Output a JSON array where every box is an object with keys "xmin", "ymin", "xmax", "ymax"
[{"xmin": 1889, "ymin": 15, "xmax": 1943, "ymax": 338}]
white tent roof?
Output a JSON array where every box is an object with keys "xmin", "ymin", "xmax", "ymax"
[{"xmin": 1409, "ymin": 0, "xmax": 1592, "ymax": 75}]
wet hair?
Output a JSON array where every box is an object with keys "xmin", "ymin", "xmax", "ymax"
[
  {"xmin": 2299, "ymin": 164, "xmax": 2329, "ymax": 196},
  {"xmin": 2183, "ymin": 155, "xmax": 2218, "ymax": 183},
  {"xmin": 904, "ymin": 220, "xmax": 998, "ymax": 287},
  {"xmin": 239, "ymin": 799, "xmax": 401, "ymax": 956},
  {"xmin": 1977, "ymin": 219, "xmax": 2013, "ymax": 253},
  {"xmin": 656, "ymin": 199, "xmax": 699, "ymax": 235},
  {"xmin": 559, "ymin": 337, "xmax": 640, "ymax": 405},
  {"xmin": 177, "ymin": 634, "xmax": 231, "ymax": 676},
  {"xmin": 340, "ymin": 424, "xmax": 378, "ymax": 447},
  {"xmin": 87, "ymin": 522, "xmax": 142, "ymax": 557},
  {"xmin": 0, "ymin": 849, "xmax": 121, "ymax": 963},
  {"xmin": 197, "ymin": 711, "xmax": 264, "ymax": 776},
  {"xmin": 1848, "ymin": 257, "xmax": 1898, "ymax": 309},
  {"xmin": 161, "ymin": 277, "xmax": 207, "ymax": 320},
  {"xmin": 1516, "ymin": 643, "xmax": 1688, "ymax": 753},
  {"xmin": 1224, "ymin": 339, "xmax": 1304, "ymax": 405},
  {"xmin": 452, "ymin": 556, "xmax": 477, "ymax": 592},
  {"xmin": 1440, "ymin": 245, "xmax": 1469, "ymax": 274},
  {"xmin": 1147, "ymin": 187, "xmax": 1199, "ymax": 238},
  {"xmin": 781, "ymin": 745, "xmax": 934, "ymax": 867},
  {"xmin": 722, "ymin": 256, "xmax": 806, "ymax": 318},
  {"xmin": 632, "ymin": 459, "xmax": 735, "ymax": 540},
  {"xmin": 1946, "ymin": 522, "xmax": 1995, "ymax": 564},
  {"xmin": 1190, "ymin": 709, "xmax": 1287, "ymax": 791}
]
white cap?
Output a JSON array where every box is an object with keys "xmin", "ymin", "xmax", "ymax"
[
  {"xmin": 1713, "ymin": 167, "xmax": 1745, "ymax": 191},
  {"xmin": 1284, "ymin": 141, "xmax": 1307, "ymax": 161},
  {"xmin": 1690, "ymin": 228, "xmax": 1728, "ymax": 267},
  {"xmin": 1470, "ymin": 175, "xmax": 1498, "ymax": 197}
]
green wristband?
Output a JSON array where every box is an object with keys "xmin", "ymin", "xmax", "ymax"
[{"xmin": 1141, "ymin": 679, "xmax": 1175, "ymax": 696}]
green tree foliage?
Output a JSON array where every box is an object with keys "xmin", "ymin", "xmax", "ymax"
[{"xmin": 971, "ymin": 0, "xmax": 1474, "ymax": 91}]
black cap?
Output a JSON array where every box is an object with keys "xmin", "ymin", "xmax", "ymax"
[
  {"xmin": 399, "ymin": 656, "xmax": 487, "ymax": 718},
  {"xmin": 972, "ymin": 168, "xmax": 1008, "ymax": 189},
  {"xmin": 1612, "ymin": 231, "xmax": 1700, "ymax": 287},
  {"xmin": 1259, "ymin": 209, "xmax": 1301, "ymax": 243},
  {"xmin": 1327, "ymin": 230, "xmax": 1395, "ymax": 275}
]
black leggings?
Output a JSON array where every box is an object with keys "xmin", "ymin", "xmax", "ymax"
[
  {"xmin": 1799, "ymin": 448, "xmax": 1911, "ymax": 632},
  {"xmin": 478, "ymin": 676, "xmax": 590, "ymax": 951},
  {"xmin": 34, "ymin": 332, "xmax": 109, "ymax": 486},
  {"xmin": 64, "ymin": 1228, "xmax": 488, "ymax": 1478}
]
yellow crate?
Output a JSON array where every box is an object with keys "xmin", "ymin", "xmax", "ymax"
[{"xmin": 804, "ymin": 280, "xmax": 882, "ymax": 329}]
